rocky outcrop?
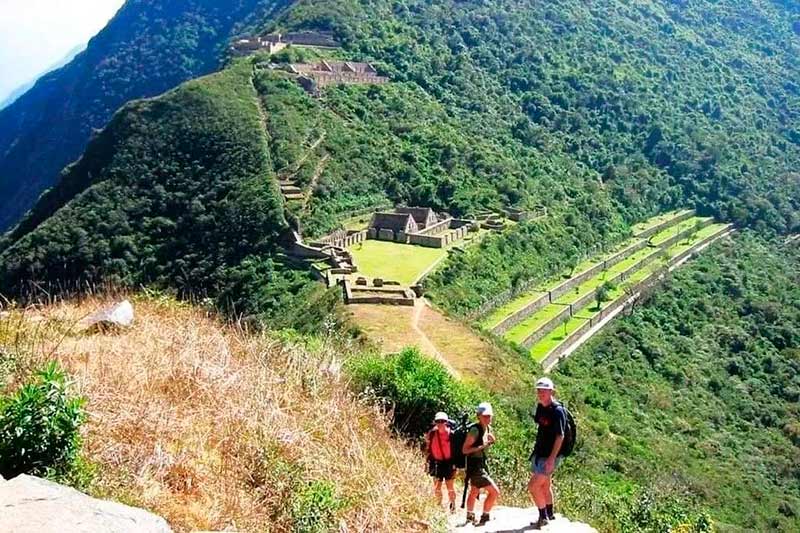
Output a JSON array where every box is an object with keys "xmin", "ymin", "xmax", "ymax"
[{"xmin": 0, "ymin": 474, "xmax": 172, "ymax": 533}]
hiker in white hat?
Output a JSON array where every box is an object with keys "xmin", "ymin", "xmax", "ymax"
[
  {"xmin": 462, "ymin": 401, "xmax": 500, "ymax": 526},
  {"xmin": 528, "ymin": 377, "xmax": 567, "ymax": 529},
  {"xmin": 425, "ymin": 411, "xmax": 456, "ymax": 511}
]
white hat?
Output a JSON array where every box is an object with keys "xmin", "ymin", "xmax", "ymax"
[
  {"xmin": 536, "ymin": 377, "xmax": 555, "ymax": 390},
  {"xmin": 434, "ymin": 411, "xmax": 449, "ymax": 422},
  {"xmin": 476, "ymin": 402, "xmax": 493, "ymax": 417}
]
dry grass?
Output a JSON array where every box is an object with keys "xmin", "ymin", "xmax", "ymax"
[{"xmin": 0, "ymin": 294, "xmax": 438, "ymax": 532}]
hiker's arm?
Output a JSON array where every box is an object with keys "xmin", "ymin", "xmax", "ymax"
[
  {"xmin": 462, "ymin": 431, "xmax": 491, "ymax": 455},
  {"xmin": 547, "ymin": 435, "xmax": 564, "ymax": 462}
]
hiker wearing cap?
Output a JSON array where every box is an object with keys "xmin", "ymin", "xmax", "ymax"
[
  {"xmin": 425, "ymin": 411, "xmax": 456, "ymax": 510},
  {"xmin": 528, "ymin": 377, "xmax": 566, "ymax": 529},
  {"xmin": 462, "ymin": 402, "xmax": 500, "ymax": 526}
]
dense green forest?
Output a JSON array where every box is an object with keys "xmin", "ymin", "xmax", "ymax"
[
  {"xmin": 0, "ymin": 0, "xmax": 288, "ymax": 230},
  {"xmin": 556, "ymin": 233, "xmax": 800, "ymax": 531}
]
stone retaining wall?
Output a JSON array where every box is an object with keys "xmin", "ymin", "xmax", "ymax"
[
  {"xmin": 539, "ymin": 224, "xmax": 733, "ymax": 370},
  {"xmin": 312, "ymin": 229, "xmax": 367, "ymax": 249},
  {"xmin": 407, "ymin": 221, "xmax": 472, "ymax": 248},
  {"xmin": 520, "ymin": 305, "xmax": 571, "ymax": 350},
  {"xmin": 492, "ymin": 293, "xmax": 550, "ymax": 335},
  {"xmin": 634, "ymin": 209, "xmax": 695, "ymax": 238},
  {"xmin": 652, "ymin": 217, "xmax": 713, "ymax": 249}
]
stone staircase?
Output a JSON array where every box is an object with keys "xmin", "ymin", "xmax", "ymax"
[{"xmin": 280, "ymin": 179, "xmax": 305, "ymax": 201}]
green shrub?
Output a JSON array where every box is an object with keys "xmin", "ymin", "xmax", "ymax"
[
  {"xmin": 291, "ymin": 479, "xmax": 346, "ymax": 533},
  {"xmin": 347, "ymin": 347, "xmax": 479, "ymax": 437},
  {"xmin": 0, "ymin": 361, "xmax": 86, "ymax": 479}
]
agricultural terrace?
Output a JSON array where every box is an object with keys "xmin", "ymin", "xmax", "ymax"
[
  {"xmin": 482, "ymin": 210, "xmax": 698, "ymax": 330},
  {"xmin": 348, "ymin": 240, "xmax": 447, "ymax": 286},
  {"xmin": 631, "ymin": 208, "xmax": 694, "ymax": 236},
  {"xmin": 526, "ymin": 221, "xmax": 732, "ymax": 362}
]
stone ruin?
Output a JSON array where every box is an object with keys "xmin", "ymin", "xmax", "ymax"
[
  {"xmin": 366, "ymin": 207, "xmax": 475, "ymax": 248},
  {"xmin": 231, "ymin": 31, "xmax": 339, "ymax": 56},
  {"xmin": 288, "ymin": 61, "xmax": 389, "ymax": 96}
]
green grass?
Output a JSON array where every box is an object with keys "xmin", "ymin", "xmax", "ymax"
[
  {"xmin": 504, "ymin": 303, "xmax": 570, "ymax": 344},
  {"xmin": 529, "ymin": 316, "xmax": 590, "ymax": 362},
  {"xmin": 554, "ymin": 246, "xmax": 660, "ymax": 305},
  {"xmin": 482, "ymin": 289, "xmax": 547, "ymax": 329},
  {"xmin": 348, "ymin": 240, "xmax": 447, "ymax": 285},
  {"xmin": 631, "ymin": 209, "xmax": 693, "ymax": 236},
  {"xmin": 527, "ymin": 222, "xmax": 731, "ymax": 363},
  {"xmin": 649, "ymin": 216, "xmax": 712, "ymax": 245}
]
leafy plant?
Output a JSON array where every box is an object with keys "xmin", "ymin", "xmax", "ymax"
[
  {"xmin": 0, "ymin": 361, "xmax": 86, "ymax": 479},
  {"xmin": 291, "ymin": 479, "xmax": 346, "ymax": 533}
]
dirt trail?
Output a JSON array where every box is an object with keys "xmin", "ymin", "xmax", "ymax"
[
  {"xmin": 411, "ymin": 299, "xmax": 460, "ymax": 377},
  {"xmin": 447, "ymin": 505, "xmax": 596, "ymax": 532}
]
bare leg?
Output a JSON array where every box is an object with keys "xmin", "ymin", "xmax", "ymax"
[
  {"xmin": 433, "ymin": 479, "xmax": 443, "ymax": 504},
  {"xmin": 545, "ymin": 475, "xmax": 554, "ymax": 506},
  {"xmin": 445, "ymin": 478, "xmax": 456, "ymax": 506},
  {"xmin": 466, "ymin": 486, "xmax": 480, "ymax": 513},
  {"xmin": 532, "ymin": 474, "xmax": 548, "ymax": 509},
  {"xmin": 483, "ymin": 482, "xmax": 500, "ymax": 513}
]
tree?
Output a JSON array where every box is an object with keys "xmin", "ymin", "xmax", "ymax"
[{"xmin": 595, "ymin": 280, "xmax": 616, "ymax": 310}]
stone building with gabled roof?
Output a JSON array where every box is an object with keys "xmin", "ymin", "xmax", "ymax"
[
  {"xmin": 368, "ymin": 212, "xmax": 418, "ymax": 242},
  {"xmin": 396, "ymin": 207, "xmax": 437, "ymax": 229}
]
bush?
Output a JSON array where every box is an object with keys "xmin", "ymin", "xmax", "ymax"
[
  {"xmin": 291, "ymin": 479, "xmax": 346, "ymax": 533},
  {"xmin": 347, "ymin": 347, "xmax": 479, "ymax": 437},
  {"xmin": 0, "ymin": 361, "xmax": 86, "ymax": 479}
]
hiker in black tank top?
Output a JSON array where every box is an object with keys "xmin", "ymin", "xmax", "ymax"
[{"xmin": 461, "ymin": 402, "xmax": 500, "ymax": 526}]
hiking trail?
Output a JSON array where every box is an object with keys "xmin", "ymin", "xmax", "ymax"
[{"xmin": 446, "ymin": 505, "xmax": 596, "ymax": 532}]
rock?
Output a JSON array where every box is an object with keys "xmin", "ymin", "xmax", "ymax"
[
  {"xmin": 0, "ymin": 474, "xmax": 172, "ymax": 533},
  {"xmin": 82, "ymin": 300, "xmax": 134, "ymax": 330}
]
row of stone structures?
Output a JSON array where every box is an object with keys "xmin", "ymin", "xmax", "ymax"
[
  {"xmin": 289, "ymin": 61, "xmax": 389, "ymax": 96},
  {"xmin": 231, "ymin": 31, "xmax": 339, "ymax": 55},
  {"xmin": 367, "ymin": 207, "xmax": 475, "ymax": 248}
]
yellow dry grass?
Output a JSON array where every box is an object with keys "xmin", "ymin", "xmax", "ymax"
[
  {"xmin": 348, "ymin": 301, "xmax": 536, "ymax": 394},
  {"xmin": 0, "ymin": 295, "xmax": 437, "ymax": 532}
]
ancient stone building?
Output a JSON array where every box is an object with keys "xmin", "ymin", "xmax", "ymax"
[
  {"xmin": 288, "ymin": 61, "xmax": 389, "ymax": 96},
  {"xmin": 396, "ymin": 207, "xmax": 437, "ymax": 229},
  {"xmin": 368, "ymin": 213, "xmax": 418, "ymax": 242}
]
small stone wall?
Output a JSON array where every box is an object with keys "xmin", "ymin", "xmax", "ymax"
[
  {"xmin": 406, "ymin": 220, "xmax": 473, "ymax": 248},
  {"xmin": 378, "ymin": 228, "xmax": 394, "ymax": 241},
  {"xmin": 342, "ymin": 280, "xmax": 415, "ymax": 306},
  {"xmin": 313, "ymin": 229, "xmax": 367, "ymax": 249},
  {"xmin": 491, "ymin": 293, "xmax": 550, "ymax": 335},
  {"xmin": 520, "ymin": 305, "xmax": 572, "ymax": 350},
  {"xmin": 634, "ymin": 209, "xmax": 695, "ymax": 238}
]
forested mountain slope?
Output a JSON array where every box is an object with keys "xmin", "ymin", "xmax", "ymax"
[
  {"xmin": 3, "ymin": 1, "xmax": 800, "ymax": 311},
  {"xmin": 557, "ymin": 233, "xmax": 800, "ymax": 532},
  {"xmin": 0, "ymin": 0, "xmax": 288, "ymax": 230}
]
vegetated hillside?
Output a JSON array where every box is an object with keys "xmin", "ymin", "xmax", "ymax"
[
  {"xmin": 0, "ymin": 62, "xmax": 339, "ymax": 331},
  {"xmin": 555, "ymin": 233, "xmax": 800, "ymax": 532},
  {"xmin": 0, "ymin": 295, "xmax": 436, "ymax": 531},
  {"xmin": 0, "ymin": 0, "xmax": 288, "ymax": 231}
]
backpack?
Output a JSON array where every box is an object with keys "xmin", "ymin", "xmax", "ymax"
[
  {"xmin": 553, "ymin": 401, "xmax": 577, "ymax": 458},
  {"xmin": 449, "ymin": 417, "xmax": 482, "ymax": 469}
]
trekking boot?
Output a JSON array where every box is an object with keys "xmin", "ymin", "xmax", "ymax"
[
  {"xmin": 475, "ymin": 513, "xmax": 490, "ymax": 526},
  {"xmin": 546, "ymin": 504, "xmax": 556, "ymax": 520},
  {"xmin": 448, "ymin": 501, "xmax": 456, "ymax": 513},
  {"xmin": 465, "ymin": 511, "xmax": 475, "ymax": 524},
  {"xmin": 530, "ymin": 516, "xmax": 549, "ymax": 529}
]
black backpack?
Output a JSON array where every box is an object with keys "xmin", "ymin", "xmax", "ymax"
[
  {"xmin": 554, "ymin": 401, "xmax": 577, "ymax": 458},
  {"xmin": 449, "ymin": 416, "xmax": 482, "ymax": 469}
]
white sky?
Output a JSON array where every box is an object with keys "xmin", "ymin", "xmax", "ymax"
[{"xmin": 0, "ymin": 0, "xmax": 125, "ymax": 103}]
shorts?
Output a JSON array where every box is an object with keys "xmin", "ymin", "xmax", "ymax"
[
  {"xmin": 531, "ymin": 456, "xmax": 563, "ymax": 475},
  {"xmin": 468, "ymin": 471, "xmax": 496, "ymax": 489},
  {"xmin": 428, "ymin": 459, "xmax": 455, "ymax": 481}
]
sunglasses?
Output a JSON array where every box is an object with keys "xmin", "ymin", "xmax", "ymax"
[{"xmin": 435, "ymin": 420, "xmax": 447, "ymax": 424}]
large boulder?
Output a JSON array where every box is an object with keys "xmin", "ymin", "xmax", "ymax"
[
  {"xmin": 81, "ymin": 300, "xmax": 135, "ymax": 330},
  {"xmin": 0, "ymin": 474, "xmax": 172, "ymax": 533}
]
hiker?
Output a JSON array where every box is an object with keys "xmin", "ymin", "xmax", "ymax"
[
  {"xmin": 528, "ymin": 377, "xmax": 567, "ymax": 529},
  {"xmin": 462, "ymin": 402, "xmax": 500, "ymax": 526},
  {"xmin": 425, "ymin": 411, "xmax": 456, "ymax": 511}
]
